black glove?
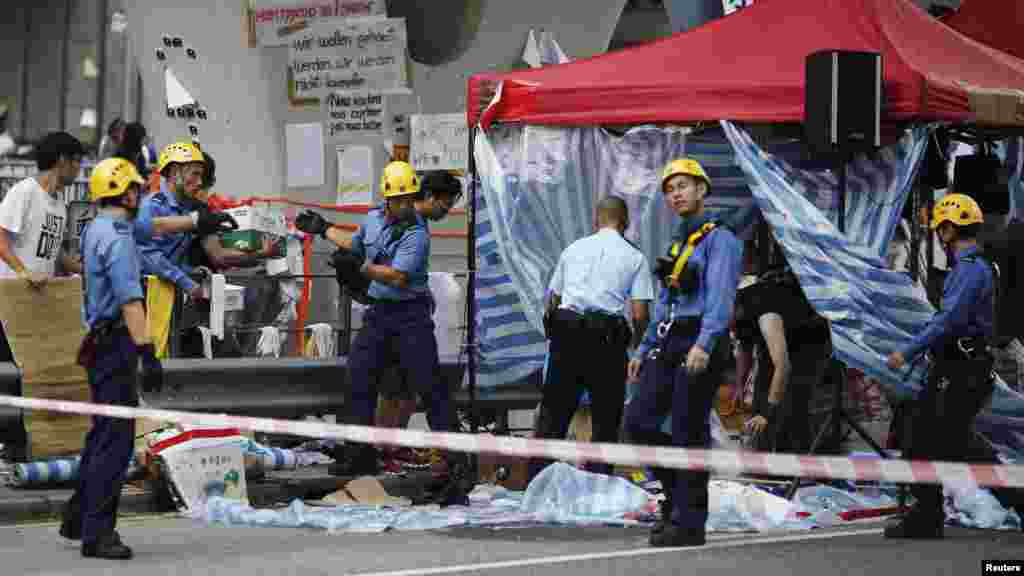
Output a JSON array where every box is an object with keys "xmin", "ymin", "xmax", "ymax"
[
  {"xmin": 196, "ymin": 209, "xmax": 239, "ymax": 235},
  {"xmin": 137, "ymin": 343, "xmax": 164, "ymax": 394},
  {"xmin": 329, "ymin": 247, "xmax": 371, "ymax": 305},
  {"xmin": 295, "ymin": 210, "xmax": 329, "ymax": 237}
]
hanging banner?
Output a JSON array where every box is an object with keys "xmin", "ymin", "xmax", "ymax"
[
  {"xmin": 288, "ymin": 17, "xmax": 409, "ymax": 99},
  {"xmin": 336, "ymin": 144, "xmax": 374, "ymax": 206},
  {"xmin": 325, "ymin": 91, "xmax": 387, "ymax": 140},
  {"xmin": 410, "ymin": 113, "xmax": 468, "ymax": 171},
  {"xmin": 252, "ymin": 0, "xmax": 386, "ymax": 47}
]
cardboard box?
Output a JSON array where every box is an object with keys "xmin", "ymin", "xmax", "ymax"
[
  {"xmin": 220, "ymin": 202, "xmax": 289, "ymax": 254},
  {"xmin": 221, "ymin": 230, "xmax": 287, "ymax": 255},
  {"xmin": 223, "ymin": 203, "xmax": 289, "ymax": 236},
  {"xmin": 151, "ymin": 428, "xmax": 249, "ymax": 514}
]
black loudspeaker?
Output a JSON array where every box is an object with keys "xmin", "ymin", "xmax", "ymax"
[
  {"xmin": 804, "ymin": 50, "xmax": 882, "ymax": 156},
  {"xmin": 954, "ymin": 154, "xmax": 1009, "ymax": 214}
]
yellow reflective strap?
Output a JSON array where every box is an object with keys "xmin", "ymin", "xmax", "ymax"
[{"xmin": 668, "ymin": 222, "xmax": 718, "ymax": 286}]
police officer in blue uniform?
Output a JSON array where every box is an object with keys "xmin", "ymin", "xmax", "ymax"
[
  {"xmin": 295, "ymin": 162, "xmax": 469, "ymax": 503},
  {"xmin": 58, "ymin": 158, "xmax": 235, "ymax": 558},
  {"xmin": 626, "ymin": 158, "xmax": 743, "ymax": 547},
  {"xmin": 527, "ymin": 196, "xmax": 653, "ymax": 481},
  {"xmin": 886, "ymin": 193, "xmax": 997, "ymax": 540},
  {"xmin": 64, "ymin": 158, "xmax": 163, "ymax": 559}
]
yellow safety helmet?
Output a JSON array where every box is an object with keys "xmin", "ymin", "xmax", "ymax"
[
  {"xmin": 380, "ymin": 161, "xmax": 420, "ymax": 199},
  {"xmin": 661, "ymin": 158, "xmax": 711, "ymax": 193},
  {"xmin": 89, "ymin": 157, "xmax": 145, "ymax": 202},
  {"xmin": 931, "ymin": 193, "xmax": 984, "ymax": 230},
  {"xmin": 157, "ymin": 141, "xmax": 205, "ymax": 175}
]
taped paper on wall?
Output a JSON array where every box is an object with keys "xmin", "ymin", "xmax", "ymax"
[
  {"xmin": 410, "ymin": 113, "xmax": 468, "ymax": 171},
  {"xmin": 336, "ymin": 144, "xmax": 374, "ymax": 205},
  {"xmin": 285, "ymin": 122, "xmax": 325, "ymax": 188}
]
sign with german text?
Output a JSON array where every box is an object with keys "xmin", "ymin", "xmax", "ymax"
[
  {"xmin": 410, "ymin": 114, "xmax": 468, "ymax": 171},
  {"xmin": 325, "ymin": 91, "xmax": 387, "ymax": 140},
  {"xmin": 288, "ymin": 17, "xmax": 408, "ymax": 98},
  {"xmin": 252, "ymin": 0, "xmax": 385, "ymax": 47}
]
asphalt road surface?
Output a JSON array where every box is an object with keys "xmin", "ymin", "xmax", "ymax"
[{"xmin": 3, "ymin": 515, "xmax": 1023, "ymax": 576}]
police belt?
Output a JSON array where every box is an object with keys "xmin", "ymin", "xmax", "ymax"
[
  {"xmin": 648, "ymin": 316, "xmax": 702, "ymax": 365},
  {"xmin": 940, "ymin": 335, "xmax": 993, "ymax": 362},
  {"xmin": 89, "ymin": 316, "xmax": 127, "ymax": 339},
  {"xmin": 553, "ymin": 309, "xmax": 630, "ymax": 346}
]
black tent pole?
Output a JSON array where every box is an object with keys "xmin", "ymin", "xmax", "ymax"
[{"xmin": 466, "ymin": 125, "xmax": 479, "ymax": 436}]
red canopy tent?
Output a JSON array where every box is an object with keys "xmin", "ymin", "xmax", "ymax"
[
  {"xmin": 466, "ymin": 0, "xmax": 1024, "ymax": 128},
  {"xmin": 942, "ymin": 0, "xmax": 1024, "ymax": 62}
]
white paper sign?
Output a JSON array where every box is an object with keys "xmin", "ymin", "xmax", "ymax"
[
  {"xmin": 252, "ymin": 0, "xmax": 386, "ymax": 47},
  {"xmin": 336, "ymin": 144, "xmax": 374, "ymax": 205},
  {"xmin": 326, "ymin": 91, "xmax": 387, "ymax": 139},
  {"xmin": 288, "ymin": 17, "xmax": 409, "ymax": 98},
  {"xmin": 410, "ymin": 113, "xmax": 469, "ymax": 171},
  {"xmin": 285, "ymin": 122, "xmax": 325, "ymax": 188}
]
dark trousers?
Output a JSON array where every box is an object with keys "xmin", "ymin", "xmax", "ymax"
[
  {"xmin": 752, "ymin": 338, "xmax": 831, "ymax": 454},
  {"xmin": 625, "ymin": 328, "xmax": 729, "ymax": 532},
  {"xmin": 68, "ymin": 328, "xmax": 138, "ymax": 544},
  {"xmin": 903, "ymin": 355, "xmax": 994, "ymax": 523},
  {"xmin": 348, "ymin": 297, "xmax": 450, "ymax": 434},
  {"xmin": 528, "ymin": 309, "xmax": 628, "ymax": 480}
]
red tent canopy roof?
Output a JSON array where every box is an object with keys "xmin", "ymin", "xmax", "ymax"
[
  {"xmin": 467, "ymin": 0, "xmax": 1024, "ymax": 128},
  {"xmin": 942, "ymin": 0, "xmax": 1024, "ymax": 61}
]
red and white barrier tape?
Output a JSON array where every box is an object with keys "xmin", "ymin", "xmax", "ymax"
[{"xmin": 2, "ymin": 393, "xmax": 1022, "ymax": 489}]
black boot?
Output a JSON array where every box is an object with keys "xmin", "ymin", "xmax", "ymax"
[
  {"xmin": 650, "ymin": 524, "xmax": 706, "ymax": 547},
  {"xmin": 81, "ymin": 531, "xmax": 133, "ymax": 560},
  {"xmin": 328, "ymin": 444, "xmax": 379, "ymax": 477},
  {"xmin": 59, "ymin": 491, "xmax": 82, "ymax": 541}
]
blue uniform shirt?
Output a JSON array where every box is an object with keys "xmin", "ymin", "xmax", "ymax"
[
  {"xmin": 901, "ymin": 244, "xmax": 994, "ymax": 359},
  {"xmin": 351, "ymin": 207, "xmax": 429, "ymax": 301},
  {"xmin": 549, "ymin": 228, "xmax": 654, "ymax": 317},
  {"xmin": 634, "ymin": 221, "xmax": 743, "ymax": 360},
  {"xmin": 82, "ymin": 213, "xmax": 145, "ymax": 329},
  {"xmin": 136, "ymin": 184, "xmax": 196, "ymax": 293}
]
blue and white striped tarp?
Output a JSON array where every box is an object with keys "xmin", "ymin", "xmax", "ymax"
[
  {"xmin": 13, "ymin": 456, "xmax": 81, "ymax": 487},
  {"xmin": 721, "ymin": 120, "xmax": 932, "ymax": 399},
  {"xmin": 473, "ymin": 121, "xmax": 937, "ymax": 393}
]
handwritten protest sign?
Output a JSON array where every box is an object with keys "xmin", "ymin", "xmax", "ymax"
[
  {"xmin": 410, "ymin": 113, "xmax": 468, "ymax": 171},
  {"xmin": 325, "ymin": 91, "xmax": 387, "ymax": 139},
  {"xmin": 252, "ymin": 0, "xmax": 385, "ymax": 47},
  {"xmin": 288, "ymin": 17, "xmax": 408, "ymax": 98}
]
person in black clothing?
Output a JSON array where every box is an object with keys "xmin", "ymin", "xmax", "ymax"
[
  {"xmin": 113, "ymin": 122, "xmax": 149, "ymax": 179},
  {"xmin": 733, "ymin": 267, "xmax": 831, "ymax": 455}
]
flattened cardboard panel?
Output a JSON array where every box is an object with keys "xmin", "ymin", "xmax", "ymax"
[{"xmin": 0, "ymin": 278, "xmax": 90, "ymax": 458}]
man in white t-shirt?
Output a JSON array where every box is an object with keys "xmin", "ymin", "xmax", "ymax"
[
  {"xmin": 0, "ymin": 131, "xmax": 84, "ymax": 461},
  {"xmin": 0, "ymin": 131, "xmax": 84, "ymax": 285}
]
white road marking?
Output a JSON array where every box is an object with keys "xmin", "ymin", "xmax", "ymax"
[{"xmin": 351, "ymin": 528, "xmax": 884, "ymax": 576}]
